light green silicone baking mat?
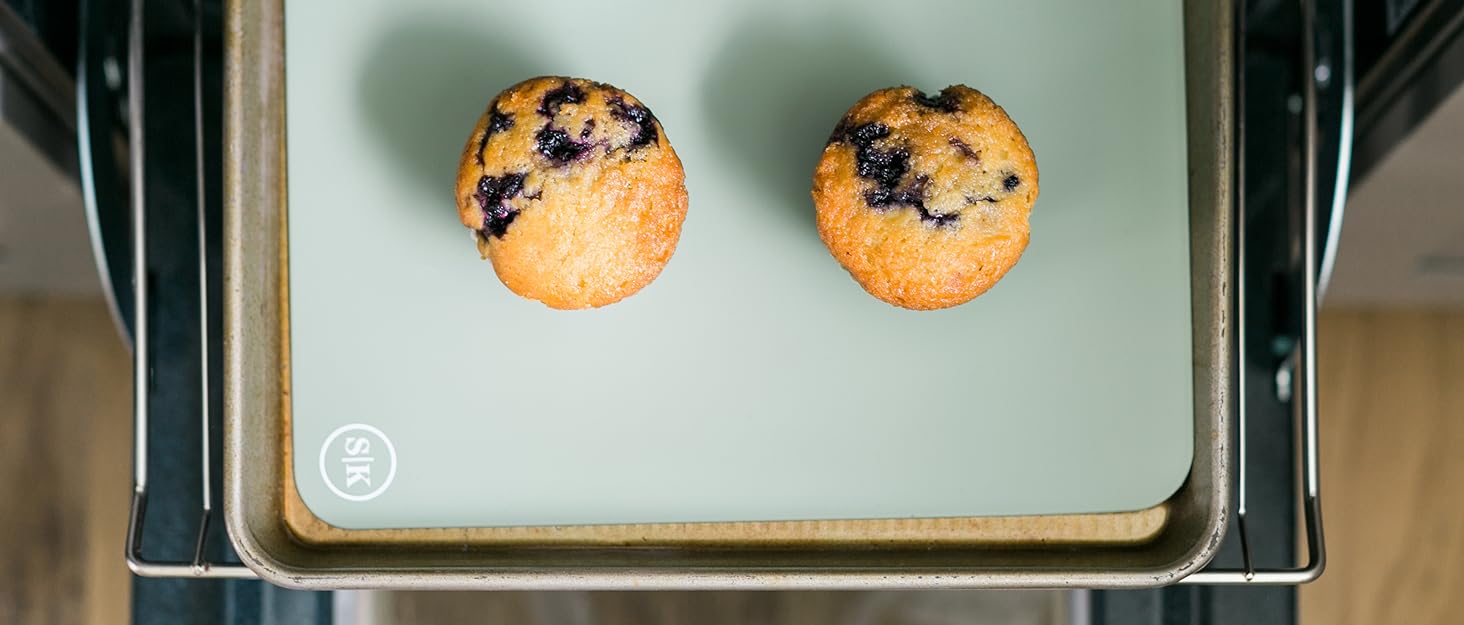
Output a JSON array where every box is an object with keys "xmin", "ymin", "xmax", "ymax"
[{"xmin": 286, "ymin": 0, "xmax": 1195, "ymax": 529}]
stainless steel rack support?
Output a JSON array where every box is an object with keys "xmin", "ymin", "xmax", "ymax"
[
  {"xmin": 1178, "ymin": 0, "xmax": 1336, "ymax": 585},
  {"xmin": 123, "ymin": 0, "xmax": 253, "ymax": 580}
]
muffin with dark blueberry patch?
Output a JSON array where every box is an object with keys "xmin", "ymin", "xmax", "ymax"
[
  {"xmin": 812, "ymin": 85, "xmax": 1038, "ymax": 310},
  {"xmin": 456, "ymin": 77, "xmax": 687, "ymax": 309}
]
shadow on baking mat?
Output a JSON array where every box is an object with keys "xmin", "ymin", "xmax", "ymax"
[
  {"xmin": 356, "ymin": 15, "xmax": 552, "ymax": 236},
  {"xmin": 702, "ymin": 15, "xmax": 915, "ymax": 236}
]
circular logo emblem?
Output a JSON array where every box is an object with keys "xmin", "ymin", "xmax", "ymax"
[{"xmin": 318, "ymin": 424, "xmax": 397, "ymax": 502}]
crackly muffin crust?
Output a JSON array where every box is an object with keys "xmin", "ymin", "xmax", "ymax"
[
  {"xmin": 456, "ymin": 77, "xmax": 687, "ymax": 309},
  {"xmin": 813, "ymin": 85, "xmax": 1038, "ymax": 310}
]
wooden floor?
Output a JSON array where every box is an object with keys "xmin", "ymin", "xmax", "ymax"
[
  {"xmin": 1300, "ymin": 310, "xmax": 1464, "ymax": 625},
  {"xmin": 1, "ymin": 297, "xmax": 1460, "ymax": 624},
  {"xmin": 0, "ymin": 298, "xmax": 132, "ymax": 625}
]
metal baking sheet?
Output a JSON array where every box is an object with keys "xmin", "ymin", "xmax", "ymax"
[{"xmin": 224, "ymin": 0, "xmax": 1232, "ymax": 588}]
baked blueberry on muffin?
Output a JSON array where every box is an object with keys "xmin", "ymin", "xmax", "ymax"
[
  {"xmin": 812, "ymin": 85, "xmax": 1038, "ymax": 310},
  {"xmin": 456, "ymin": 77, "xmax": 687, "ymax": 309}
]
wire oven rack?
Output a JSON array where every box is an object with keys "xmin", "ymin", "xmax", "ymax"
[{"xmin": 117, "ymin": 0, "xmax": 1338, "ymax": 585}]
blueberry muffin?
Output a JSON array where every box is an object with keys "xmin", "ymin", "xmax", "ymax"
[
  {"xmin": 456, "ymin": 77, "xmax": 688, "ymax": 309},
  {"xmin": 812, "ymin": 85, "xmax": 1038, "ymax": 310}
]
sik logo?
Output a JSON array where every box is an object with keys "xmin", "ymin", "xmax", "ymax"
[
  {"xmin": 342, "ymin": 436, "xmax": 373, "ymax": 488},
  {"xmin": 319, "ymin": 424, "xmax": 397, "ymax": 502}
]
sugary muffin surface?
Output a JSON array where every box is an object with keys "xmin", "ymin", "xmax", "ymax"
[
  {"xmin": 456, "ymin": 77, "xmax": 688, "ymax": 309},
  {"xmin": 813, "ymin": 85, "xmax": 1038, "ymax": 310}
]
